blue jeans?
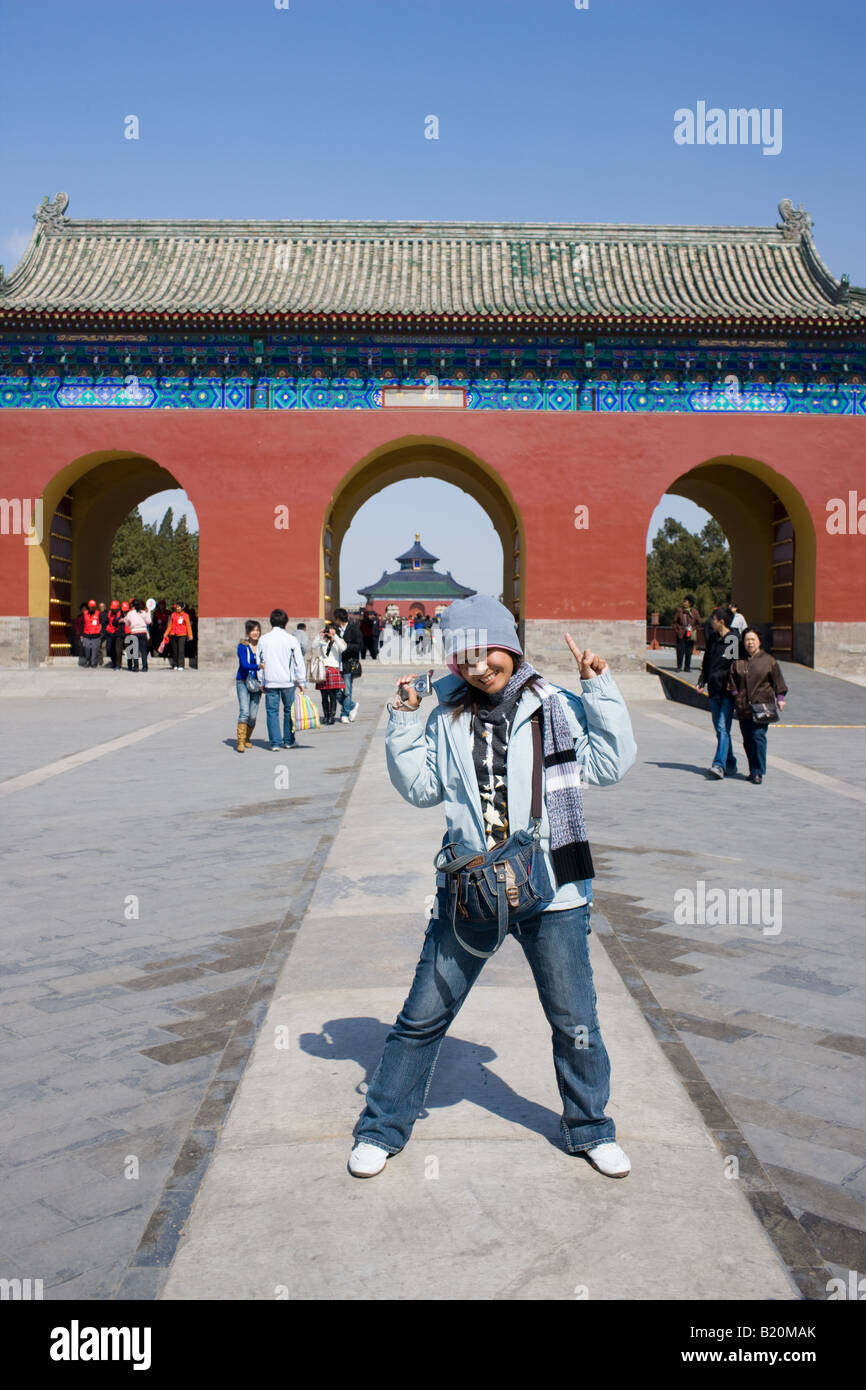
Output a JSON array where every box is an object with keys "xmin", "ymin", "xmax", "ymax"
[
  {"xmin": 354, "ymin": 898, "xmax": 616, "ymax": 1156},
  {"xmin": 236, "ymin": 680, "xmax": 262, "ymax": 726},
  {"xmin": 740, "ymin": 718, "xmax": 767, "ymax": 775},
  {"xmin": 708, "ymin": 695, "xmax": 737, "ymax": 773},
  {"xmin": 336, "ymin": 667, "xmax": 357, "ymax": 716},
  {"xmin": 265, "ymin": 687, "xmax": 295, "ymax": 746}
]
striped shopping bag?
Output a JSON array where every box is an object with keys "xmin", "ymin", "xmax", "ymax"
[{"xmin": 291, "ymin": 690, "xmax": 322, "ymax": 732}]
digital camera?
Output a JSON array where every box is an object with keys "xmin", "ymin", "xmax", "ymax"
[{"xmin": 401, "ymin": 669, "xmax": 434, "ymax": 698}]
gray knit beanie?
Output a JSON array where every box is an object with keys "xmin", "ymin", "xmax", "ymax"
[{"xmin": 440, "ymin": 594, "xmax": 523, "ymax": 673}]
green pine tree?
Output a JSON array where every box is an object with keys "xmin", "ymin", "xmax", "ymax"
[
  {"xmin": 172, "ymin": 515, "xmax": 198, "ymax": 605},
  {"xmin": 646, "ymin": 517, "xmax": 731, "ymax": 623},
  {"xmin": 111, "ymin": 505, "xmax": 198, "ymax": 604}
]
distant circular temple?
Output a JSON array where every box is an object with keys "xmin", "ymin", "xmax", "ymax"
[{"xmin": 357, "ymin": 535, "xmax": 476, "ymax": 618}]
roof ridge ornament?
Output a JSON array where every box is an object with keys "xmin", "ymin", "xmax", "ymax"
[
  {"xmin": 34, "ymin": 192, "xmax": 70, "ymax": 229},
  {"xmin": 776, "ymin": 198, "xmax": 812, "ymax": 242}
]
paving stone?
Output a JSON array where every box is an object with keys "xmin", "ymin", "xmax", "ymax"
[
  {"xmin": 41, "ymin": 1174, "xmax": 150, "ymax": 1226},
  {"xmin": 815, "ymin": 1032, "xmax": 866, "ymax": 1057},
  {"xmin": 0, "ymin": 1200, "xmax": 78, "ymax": 1251},
  {"xmin": 43, "ymin": 1254, "xmax": 132, "ymax": 1301},
  {"xmin": 1, "ymin": 1205, "xmax": 151, "ymax": 1284},
  {"xmin": 796, "ymin": 1212, "xmax": 866, "ymax": 1272},
  {"xmin": 2, "ymin": 1001, "xmax": 126, "ymax": 1036},
  {"xmin": 738, "ymin": 1122, "xmax": 865, "ymax": 1187},
  {"xmin": 3, "ymin": 1122, "xmax": 131, "ymax": 1169},
  {"xmin": 840, "ymin": 1165, "xmax": 866, "ymax": 1202},
  {"xmin": 755, "ymin": 966, "xmax": 851, "ymax": 996},
  {"xmin": 718, "ymin": 1091, "xmax": 866, "ymax": 1159},
  {"xmin": 762, "ymin": 1163, "xmax": 866, "ymax": 1236},
  {"xmin": 780, "ymin": 1086, "xmax": 866, "ymax": 1131},
  {"xmin": 665, "ymin": 1011, "xmax": 757, "ymax": 1043}
]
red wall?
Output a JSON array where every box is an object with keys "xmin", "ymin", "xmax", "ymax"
[{"xmin": 1, "ymin": 408, "xmax": 864, "ymax": 622}]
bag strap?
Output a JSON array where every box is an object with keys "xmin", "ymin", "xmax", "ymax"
[
  {"xmin": 447, "ymin": 870, "xmax": 510, "ymax": 960},
  {"xmin": 530, "ymin": 708, "xmax": 543, "ymax": 823}
]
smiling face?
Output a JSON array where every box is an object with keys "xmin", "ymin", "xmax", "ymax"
[{"xmin": 457, "ymin": 647, "xmax": 516, "ymax": 696}]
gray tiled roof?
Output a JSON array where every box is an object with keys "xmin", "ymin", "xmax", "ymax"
[{"xmin": 1, "ymin": 193, "xmax": 862, "ymax": 326}]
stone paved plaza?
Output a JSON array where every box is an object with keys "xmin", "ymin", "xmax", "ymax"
[{"xmin": 0, "ymin": 657, "xmax": 864, "ymax": 1300}]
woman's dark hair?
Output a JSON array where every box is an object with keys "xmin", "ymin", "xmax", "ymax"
[
  {"xmin": 741, "ymin": 626, "xmax": 762, "ymax": 647},
  {"xmin": 132, "ymin": 599, "xmax": 142, "ymax": 611},
  {"xmin": 245, "ymin": 619, "xmax": 261, "ymax": 637}
]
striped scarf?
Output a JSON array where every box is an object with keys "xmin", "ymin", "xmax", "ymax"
[{"xmin": 455, "ymin": 661, "xmax": 594, "ymax": 885}]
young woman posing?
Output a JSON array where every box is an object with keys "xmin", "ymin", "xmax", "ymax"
[{"xmin": 349, "ymin": 595, "xmax": 637, "ymax": 1180}]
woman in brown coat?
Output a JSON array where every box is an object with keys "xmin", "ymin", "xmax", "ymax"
[{"xmin": 728, "ymin": 628, "xmax": 788, "ymax": 783}]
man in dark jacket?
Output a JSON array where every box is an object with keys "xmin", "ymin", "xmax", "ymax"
[
  {"xmin": 360, "ymin": 606, "xmax": 381, "ymax": 659},
  {"xmin": 672, "ymin": 595, "xmax": 701, "ymax": 672},
  {"xmin": 697, "ymin": 605, "xmax": 741, "ymax": 778},
  {"xmin": 333, "ymin": 607, "xmax": 361, "ymax": 723}
]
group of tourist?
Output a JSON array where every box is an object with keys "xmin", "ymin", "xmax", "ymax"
[
  {"xmin": 695, "ymin": 604, "xmax": 788, "ymax": 784},
  {"xmin": 72, "ymin": 597, "xmax": 197, "ymax": 671},
  {"xmin": 354, "ymin": 607, "xmax": 448, "ymax": 660},
  {"xmin": 234, "ymin": 608, "xmax": 361, "ymax": 751}
]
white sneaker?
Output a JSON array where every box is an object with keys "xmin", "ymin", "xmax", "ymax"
[
  {"xmin": 340, "ymin": 715, "xmax": 350, "ymax": 724},
  {"xmin": 348, "ymin": 703, "xmax": 360, "ymax": 722},
  {"xmin": 583, "ymin": 1140, "xmax": 631, "ymax": 1177},
  {"xmin": 348, "ymin": 1141, "xmax": 389, "ymax": 1177}
]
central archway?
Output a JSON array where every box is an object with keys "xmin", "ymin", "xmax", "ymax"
[{"xmin": 322, "ymin": 437, "xmax": 523, "ymax": 624}]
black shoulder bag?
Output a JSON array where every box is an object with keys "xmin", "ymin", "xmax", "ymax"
[{"xmin": 433, "ymin": 711, "xmax": 555, "ymax": 959}]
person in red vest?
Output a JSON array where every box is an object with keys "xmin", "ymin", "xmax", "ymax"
[
  {"xmin": 166, "ymin": 601, "xmax": 194, "ymax": 670},
  {"xmin": 81, "ymin": 599, "xmax": 102, "ymax": 668},
  {"xmin": 103, "ymin": 600, "xmax": 122, "ymax": 669}
]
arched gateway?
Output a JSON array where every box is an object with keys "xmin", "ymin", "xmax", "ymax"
[{"xmin": 1, "ymin": 193, "xmax": 864, "ymax": 671}]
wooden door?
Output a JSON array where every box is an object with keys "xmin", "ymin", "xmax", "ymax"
[
  {"xmin": 49, "ymin": 493, "xmax": 73, "ymax": 656},
  {"xmin": 771, "ymin": 496, "xmax": 794, "ymax": 661}
]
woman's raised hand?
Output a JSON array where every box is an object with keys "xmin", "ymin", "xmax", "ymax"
[{"xmin": 564, "ymin": 633, "xmax": 608, "ymax": 680}]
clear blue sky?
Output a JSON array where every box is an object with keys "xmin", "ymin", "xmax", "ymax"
[{"xmin": 2, "ymin": 0, "xmax": 861, "ymax": 594}]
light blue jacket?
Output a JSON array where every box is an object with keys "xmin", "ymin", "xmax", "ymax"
[{"xmin": 386, "ymin": 669, "xmax": 637, "ymax": 910}]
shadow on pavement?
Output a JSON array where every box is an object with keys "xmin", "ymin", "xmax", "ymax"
[
  {"xmin": 644, "ymin": 759, "xmax": 719, "ymax": 778},
  {"xmin": 300, "ymin": 1016, "xmax": 565, "ymax": 1150}
]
